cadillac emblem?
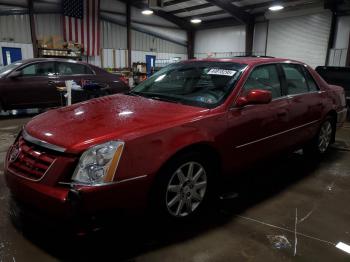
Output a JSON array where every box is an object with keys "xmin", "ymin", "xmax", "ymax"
[{"xmin": 9, "ymin": 145, "xmax": 20, "ymax": 163}]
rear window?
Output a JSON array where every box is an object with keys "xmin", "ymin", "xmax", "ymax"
[
  {"xmin": 57, "ymin": 62, "xmax": 93, "ymax": 75},
  {"xmin": 281, "ymin": 64, "xmax": 308, "ymax": 95}
]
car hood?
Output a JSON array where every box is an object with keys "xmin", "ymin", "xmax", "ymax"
[{"xmin": 24, "ymin": 94, "xmax": 209, "ymax": 153}]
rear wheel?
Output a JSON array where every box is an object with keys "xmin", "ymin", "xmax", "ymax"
[
  {"xmin": 304, "ymin": 117, "xmax": 334, "ymax": 156},
  {"xmin": 152, "ymin": 152, "xmax": 212, "ymax": 220}
]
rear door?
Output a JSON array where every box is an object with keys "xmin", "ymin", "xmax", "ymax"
[
  {"xmin": 226, "ymin": 64, "xmax": 291, "ymax": 170},
  {"xmin": 2, "ymin": 61, "xmax": 60, "ymax": 108},
  {"xmin": 280, "ymin": 63, "xmax": 324, "ymax": 146},
  {"xmin": 55, "ymin": 62, "xmax": 97, "ymax": 103},
  {"xmin": 56, "ymin": 61, "xmax": 95, "ymax": 82}
]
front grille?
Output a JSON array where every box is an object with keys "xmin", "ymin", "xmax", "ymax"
[{"xmin": 7, "ymin": 137, "xmax": 56, "ymax": 181}]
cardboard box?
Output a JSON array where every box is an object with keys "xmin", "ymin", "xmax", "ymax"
[{"xmin": 52, "ymin": 35, "xmax": 64, "ymax": 49}]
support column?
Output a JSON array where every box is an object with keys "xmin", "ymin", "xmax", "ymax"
[
  {"xmin": 245, "ymin": 20, "xmax": 254, "ymax": 56},
  {"xmin": 28, "ymin": 0, "xmax": 38, "ymax": 58},
  {"xmin": 187, "ymin": 30, "xmax": 194, "ymax": 59},
  {"xmin": 126, "ymin": 2, "xmax": 131, "ymax": 68},
  {"xmin": 325, "ymin": 12, "xmax": 337, "ymax": 66},
  {"xmin": 346, "ymin": 32, "xmax": 350, "ymax": 66}
]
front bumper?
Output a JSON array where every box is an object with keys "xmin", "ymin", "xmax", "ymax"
[
  {"xmin": 337, "ymin": 108, "xmax": 348, "ymax": 127},
  {"xmin": 5, "ymin": 167, "xmax": 152, "ymax": 220}
]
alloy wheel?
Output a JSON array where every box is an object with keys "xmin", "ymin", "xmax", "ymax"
[
  {"xmin": 165, "ymin": 161, "xmax": 207, "ymax": 217},
  {"xmin": 318, "ymin": 121, "xmax": 332, "ymax": 153}
]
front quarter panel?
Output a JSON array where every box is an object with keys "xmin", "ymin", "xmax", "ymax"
[{"xmin": 115, "ymin": 112, "xmax": 227, "ymax": 183}]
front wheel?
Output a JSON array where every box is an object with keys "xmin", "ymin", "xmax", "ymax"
[
  {"xmin": 152, "ymin": 152, "xmax": 212, "ymax": 220},
  {"xmin": 304, "ymin": 118, "xmax": 334, "ymax": 156}
]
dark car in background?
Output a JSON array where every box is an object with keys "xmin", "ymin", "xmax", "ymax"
[
  {"xmin": 0, "ymin": 58, "xmax": 129, "ymax": 111},
  {"xmin": 316, "ymin": 66, "xmax": 350, "ymax": 119}
]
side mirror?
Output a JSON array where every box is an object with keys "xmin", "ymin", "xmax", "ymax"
[
  {"xmin": 236, "ymin": 89, "xmax": 272, "ymax": 107},
  {"xmin": 8, "ymin": 71, "xmax": 21, "ymax": 79}
]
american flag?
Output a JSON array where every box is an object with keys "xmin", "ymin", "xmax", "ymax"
[{"xmin": 63, "ymin": 0, "xmax": 100, "ymax": 56}]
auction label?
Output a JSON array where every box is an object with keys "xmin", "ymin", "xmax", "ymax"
[{"xmin": 207, "ymin": 69, "xmax": 236, "ymax": 76}]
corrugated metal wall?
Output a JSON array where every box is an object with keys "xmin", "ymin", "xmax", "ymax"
[
  {"xmin": 194, "ymin": 25, "xmax": 246, "ymax": 58},
  {"xmin": 132, "ymin": 51, "xmax": 187, "ymax": 64},
  {"xmin": 0, "ymin": 42, "xmax": 33, "ymax": 67},
  {"xmin": 0, "ymin": 11, "xmax": 187, "ymax": 69},
  {"xmin": 101, "ymin": 20, "xmax": 186, "ymax": 54},
  {"xmin": 132, "ymin": 30, "xmax": 186, "ymax": 54},
  {"xmin": 0, "ymin": 15, "xmax": 31, "ymax": 43},
  {"xmin": 266, "ymin": 11, "xmax": 332, "ymax": 68},
  {"xmin": 35, "ymin": 14, "xmax": 63, "ymax": 40},
  {"xmin": 101, "ymin": 20, "xmax": 127, "ymax": 49}
]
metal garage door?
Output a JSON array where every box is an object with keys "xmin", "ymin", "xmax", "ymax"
[{"xmin": 266, "ymin": 12, "xmax": 332, "ymax": 68}]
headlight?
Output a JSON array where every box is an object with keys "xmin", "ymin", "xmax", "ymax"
[{"xmin": 72, "ymin": 141, "xmax": 124, "ymax": 185}]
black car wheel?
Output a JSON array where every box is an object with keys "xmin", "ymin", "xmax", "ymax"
[
  {"xmin": 152, "ymin": 151, "xmax": 213, "ymax": 220},
  {"xmin": 304, "ymin": 117, "xmax": 335, "ymax": 156}
]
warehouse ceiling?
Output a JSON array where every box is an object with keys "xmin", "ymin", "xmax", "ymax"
[{"xmin": 0, "ymin": 0, "xmax": 349, "ymax": 29}]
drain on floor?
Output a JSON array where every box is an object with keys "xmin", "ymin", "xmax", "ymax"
[{"xmin": 267, "ymin": 235, "xmax": 292, "ymax": 250}]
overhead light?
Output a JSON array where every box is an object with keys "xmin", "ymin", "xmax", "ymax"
[
  {"xmin": 142, "ymin": 9, "xmax": 153, "ymax": 15},
  {"xmin": 269, "ymin": 5, "xmax": 284, "ymax": 11},
  {"xmin": 191, "ymin": 18, "xmax": 202, "ymax": 24}
]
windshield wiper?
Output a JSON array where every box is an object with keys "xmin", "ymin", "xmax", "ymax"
[{"xmin": 137, "ymin": 92, "xmax": 182, "ymax": 104}]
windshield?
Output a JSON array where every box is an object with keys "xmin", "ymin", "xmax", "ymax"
[
  {"xmin": 131, "ymin": 61, "xmax": 246, "ymax": 108},
  {"xmin": 0, "ymin": 61, "xmax": 23, "ymax": 77}
]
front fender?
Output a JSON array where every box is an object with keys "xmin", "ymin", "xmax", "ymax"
[{"xmin": 115, "ymin": 114, "xmax": 226, "ymax": 182}]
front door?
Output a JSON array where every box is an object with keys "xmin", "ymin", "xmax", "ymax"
[
  {"xmin": 2, "ymin": 61, "xmax": 60, "ymax": 109},
  {"xmin": 224, "ymin": 64, "xmax": 291, "ymax": 172},
  {"xmin": 2, "ymin": 47, "xmax": 22, "ymax": 66}
]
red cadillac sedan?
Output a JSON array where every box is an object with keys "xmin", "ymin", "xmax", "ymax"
[{"xmin": 4, "ymin": 58, "xmax": 347, "ymax": 222}]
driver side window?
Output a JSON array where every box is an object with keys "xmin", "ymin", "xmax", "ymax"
[
  {"xmin": 20, "ymin": 62, "xmax": 56, "ymax": 77},
  {"xmin": 243, "ymin": 64, "xmax": 281, "ymax": 99}
]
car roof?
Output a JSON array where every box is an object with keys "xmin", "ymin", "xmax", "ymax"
[
  {"xmin": 184, "ymin": 57, "xmax": 305, "ymax": 66},
  {"xmin": 19, "ymin": 58, "xmax": 91, "ymax": 66}
]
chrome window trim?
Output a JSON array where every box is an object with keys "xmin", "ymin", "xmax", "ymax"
[
  {"xmin": 230, "ymin": 62, "xmax": 287, "ymax": 108},
  {"xmin": 286, "ymin": 90, "xmax": 325, "ymax": 99},
  {"xmin": 23, "ymin": 130, "xmax": 66, "ymax": 153},
  {"xmin": 235, "ymin": 119, "xmax": 320, "ymax": 149}
]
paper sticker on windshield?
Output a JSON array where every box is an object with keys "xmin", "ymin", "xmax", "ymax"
[{"xmin": 207, "ymin": 69, "xmax": 236, "ymax": 76}]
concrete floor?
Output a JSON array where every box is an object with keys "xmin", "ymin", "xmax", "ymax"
[{"xmin": 0, "ymin": 115, "xmax": 350, "ymax": 262}]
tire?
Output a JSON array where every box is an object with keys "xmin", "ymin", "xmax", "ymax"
[
  {"xmin": 304, "ymin": 117, "xmax": 334, "ymax": 156},
  {"xmin": 151, "ymin": 151, "xmax": 213, "ymax": 221}
]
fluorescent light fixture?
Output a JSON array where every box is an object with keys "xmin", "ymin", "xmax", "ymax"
[
  {"xmin": 142, "ymin": 9, "xmax": 153, "ymax": 15},
  {"xmin": 191, "ymin": 18, "xmax": 202, "ymax": 24},
  {"xmin": 269, "ymin": 5, "xmax": 284, "ymax": 11}
]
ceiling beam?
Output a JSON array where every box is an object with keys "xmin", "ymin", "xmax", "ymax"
[
  {"xmin": 195, "ymin": 17, "xmax": 241, "ymax": 30},
  {"xmin": 205, "ymin": 0, "xmax": 252, "ymax": 24},
  {"xmin": 241, "ymin": 0, "xmax": 314, "ymax": 11},
  {"xmin": 170, "ymin": 3, "xmax": 213, "ymax": 14},
  {"xmin": 153, "ymin": 9, "xmax": 193, "ymax": 29},
  {"xmin": 164, "ymin": 0, "xmax": 244, "ymax": 7},
  {"xmin": 181, "ymin": 10, "xmax": 227, "ymax": 18},
  {"xmin": 122, "ymin": 0, "xmax": 192, "ymax": 30},
  {"xmin": 0, "ymin": 3, "xmax": 27, "ymax": 8}
]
